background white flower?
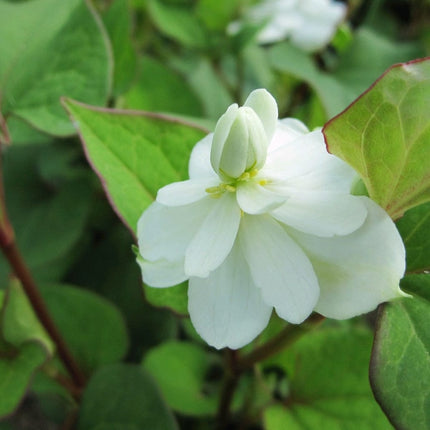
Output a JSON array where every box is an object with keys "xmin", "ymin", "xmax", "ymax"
[
  {"xmin": 137, "ymin": 89, "xmax": 406, "ymax": 350},
  {"xmin": 230, "ymin": 0, "xmax": 347, "ymax": 52}
]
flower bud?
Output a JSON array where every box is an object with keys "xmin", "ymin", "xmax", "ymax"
[{"xmin": 210, "ymin": 89, "xmax": 277, "ymax": 180}]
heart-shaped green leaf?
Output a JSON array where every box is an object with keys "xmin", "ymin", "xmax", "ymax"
[
  {"xmin": 324, "ymin": 58, "xmax": 430, "ymax": 219},
  {"xmin": 0, "ymin": 342, "xmax": 47, "ymax": 419},
  {"xmin": 370, "ymin": 274, "xmax": 430, "ymax": 430},
  {"xmin": 63, "ymin": 100, "xmax": 207, "ymax": 315},
  {"xmin": 263, "ymin": 327, "xmax": 392, "ymax": 429},
  {"xmin": 396, "ymin": 202, "xmax": 430, "ymax": 273},
  {"xmin": 142, "ymin": 341, "xmax": 220, "ymax": 416},
  {"xmin": 41, "ymin": 285, "xmax": 129, "ymax": 375},
  {"xmin": 0, "ymin": 0, "xmax": 112, "ymax": 136},
  {"xmin": 77, "ymin": 364, "xmax": 178, "ymax": 430},
  {"xmin": 63, "ymin": 99, "xmax": 207, "ymax": 234}
]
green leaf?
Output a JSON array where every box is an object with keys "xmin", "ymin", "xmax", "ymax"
[
  {"xmin": 120, "ymin": 57, "xmax": 203, "ymax": 117},
  {"xmin": 143, "ymin": 283, "xmax": 188, "ymax": 316},
  {"xmin": 77, "ymin": 364, "xmax": 178, "ymax": 430},
  {"xmin": 41, "ymin": 285, "xmax": 129, "ymax": 375},
  {"xmin": 187, "ymin": 59, "xmax": 234, "ymax": 120},
  {"xmin": 396, "ymin": 202, "xmax": 430, "ymax": 273},
  {"xmin": 147, "ymin": 0, "xmax": 207, "ymax": 48},
  {"xmin": 143, "ymin": 341, "xmax": 220, "ymax": 416},
  {"xmin": 7, "ymin": 117, "xmax": 53, "ymax": 146},
  {"xmin": 324, "ymin": 58, "xmax": 430, "ymax": 219},
  {"xmin": 2, "ymin": 280, "xmax": 54, "ymax": 355},
  {"xmin": 370, "ymin": 274, "xmax": 430, "ymax": 430},
  {"xmin": 263, "ymin": 327, "xmax": 392, "ymax": 429},
  {"xmin": 269, "ymin": 42, "xmax": 353, "ymax": 118},
  {"xmin": 0, "ymin": 143, "xmax": 94, "ymax": 285},
  {"xmin": 69, "ymin": 225, "xmax": 178, "ymax": 357},
  {"xmin": 102, "ymin": 0, "xmax": 137, "ymax": 97},
  {"xmin": 63, "ymin": 99, "xmax": 207, "ymax": 234},
  {"xmin": 0, "ymin": 342, "xmax": 47, "ymax": 418},
  {"xmin": 0, "ymin": 0, "xmax": 112, "ymax": 136},
  {"xmin": 63, "ymin": 100, "xmax": 205, "ymax": 315},
  {"xmin": 0, "ymin": 281, "xmax": 50, "ymax": 419},
  {"xmin": 195, "ymin": 0, "xmax": 238, "ymax": 30}
]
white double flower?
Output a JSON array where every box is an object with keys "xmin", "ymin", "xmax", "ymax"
[
  {"xmin": 230, "ymin": 0, "xmax": 347, "ymax": 52},
  {"xmin": 137, "ymin": 89, "xmax": 406, "ymax": 349}
]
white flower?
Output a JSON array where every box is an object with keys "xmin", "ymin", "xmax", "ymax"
[
  {"xmin": 230, "ymin": 0, "xmax": 347, "ymax": 52},
  {"xmin": 137, "ymin": 89, "xmax": 406, "ymax": 350}
]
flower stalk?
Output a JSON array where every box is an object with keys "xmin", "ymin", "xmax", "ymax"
[
  {"xmin": 238, "ymin": 313, "xmax": 325, "ymax": 370},
  {"xmin": 216, "ymin": 313, "xmax": 325, "ymax": 429},
  {"xmin": 0, "ymin": 131, "xmax": 86, "ymax": 392}
]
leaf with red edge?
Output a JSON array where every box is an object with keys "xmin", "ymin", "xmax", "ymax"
[
  {"xmin": 323, "ymin": 58, "xmax": 430, "ymax": 220},
  {"xmin": 62, "ymin": 100, "xmax": 207, "ymax": 316},
  {"xmin": 62, "ymin": 99, "xmax": 207, "ymax": 234}
]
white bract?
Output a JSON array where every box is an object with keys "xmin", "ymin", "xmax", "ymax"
[
  {"xmin": 137, "ymin": 89, "xmax": 406, "ymax": 350},
  {"xmin": 229, "ymin": 0, "xmax": 347, "ymax": 52}
]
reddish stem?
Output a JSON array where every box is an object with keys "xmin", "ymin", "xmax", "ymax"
[{"xmin": 0, "ymin": 137, "xmax": 85, "ymax": 390}]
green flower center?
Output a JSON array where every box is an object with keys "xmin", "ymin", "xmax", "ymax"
[{"xmin": 205, "ymin": 168, "xmax": 268, "ymax": 199}]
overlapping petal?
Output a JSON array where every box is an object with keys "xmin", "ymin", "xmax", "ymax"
[
  {"xmin": 188, "ymin": 243, "xmax": 272, "ymax": 349},
  {"xmin": 239, "ymin": 215, "xmax": 319, "ymax": 324},
  {"xmin": 244, "ymin": 88, "xmax": 278, "ymax": 141},
  {"xmin": 138, "ymin": 257, "xmax": 187, "ymax": 288},
  {"xmin": 237, "ymin": 181, "xmax": 286, "ymax": 214},
  {"xmin": 188, "ymin": 134, "xmax": 217, "ymax": 179},
  {"xmin": 291, "ymin": 0, "xmax": 346, "ymax": 51},
  {"xmin": 138, "ymin": 199, "xmax": 214, "ymax": 262},
  {"xmin": 137, "ymin": 88, "xmax": 406, "ymax": 351},
  {"xmin": 251, "ymin": 0, "xmax": 346, "ymax": 51},
  {"xmin": 272, "ymin": 191, "xmax": 367, "ymax": 237},
  {"xmin": 157, "ymin": 177, "xmax": 218, "ymax": 206},
  {"xmin": 185, "ymin": 192, "xmax": 241, "ymax": 278},
  {"xmin": 264, "ymin": 129, "xmax": 356, "ymax": 191},
  {"xmin": 288, "ymin": 197, "xmax": 406, "ymax": 319},
  {"xmin": 210, "ymin": 103, "xmax": 239, "ymax": 176}
]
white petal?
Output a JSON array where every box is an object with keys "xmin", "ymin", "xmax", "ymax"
[
  {"xmin": 138, "ymin": 200, "xmax": 214, "ymax": 262},
  {"xmin": 266, "ymin": 118, "xmax": 308, "ymax": 154},
  {"xmin": 189, "ymin": 134, "xmax": 218, "ymax": 179},
  {"xmin": 279, "ymin": 118, "xmax": 309, "ymax": 134},
  {"xmin": 239, "ymin": 215, "xmax": 319, "ymax": 323},
  {"xmin": 288, "ymin": 197, "xmax": 406, "ymax": 319},
  {"xmin": 137, "ymin": 257, "xmax": 187, "ymax": 288},
  {"xmin": 264, "ymin": 129, "xmax": 356, "ymax": 193},
  {"xmin": 185, "ymin": 192, "xmax": 241, "ymax": 278},
  {"xmin": 244, "ymin": 89, "xmax": 278, "ymax": 141},
  {"xmin": 156, "ymin": 178, "xmax": 218, "ymax": 206},
  {"xmin": 272, "ymin": 191, "xmax": 368, "ymax": 237},
  {"xmin": 237, "ymin": 181, "xmax": 286, "ymax": 214},
  {"xmin": 210, "ymin": 103, "xmax": 239, "ymax": 175},
  {"xmin": 291, "ymin": 21, "xmax": 335, "ymax": 51},
  {"xmin": 218, "ymin": 109, "xmax": 251, "ymax": 178},
  {"xmin": 188, "ymin": 243, "xmax": 272, "ymax": 349},
  {"xmin": 291, "ymin": 0, "xmax": 346, "ymax": 51}
]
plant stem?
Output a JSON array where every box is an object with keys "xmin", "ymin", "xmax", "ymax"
[
  {"xmin": 0, "ymin": 112, "xmax": 11, "ymax": 146},
  {"xmin": 238, "ymin": 313, "xmax": 325, "ymax": 370},
  {"xmin": 1, "ymin": 239, "xmax": 86, "ymax": 389},
  {"xmin": 216, "ymin": 349, "xmax": 240, "ymax": 429},
  {"xmin": 216, "ymin": 313, "xmax": 325, "ymax": 428},
  {"xmin": 0, "ymin": 143, "xmax": 86, "ymax": 391}
]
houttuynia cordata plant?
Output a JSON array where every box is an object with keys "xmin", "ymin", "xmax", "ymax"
[{"xmin": 0, "ymin": 1, "xmax": 429, "ymax": 429}]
